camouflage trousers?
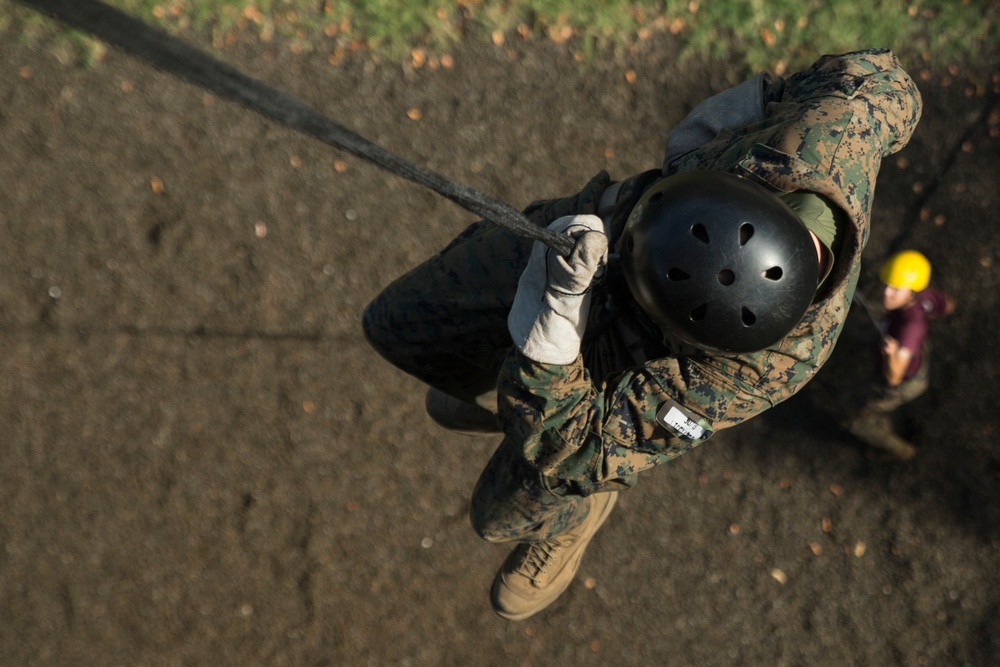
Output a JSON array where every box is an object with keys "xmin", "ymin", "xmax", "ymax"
[
  {"xmin": 845, "ymin": 361, "xmax": 929, "ymax": 448},
  {"xmin": 363, "ymin": 219, "xmax": 596, "ymax": 543},
  {"xmin": 862, "ymin": 361, "xmax": 930, "ymax": 414}
]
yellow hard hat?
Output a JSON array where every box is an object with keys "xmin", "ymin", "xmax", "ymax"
[{"xmin": 880, "ymin": 250, "xmax": 931, "ymax": 291}]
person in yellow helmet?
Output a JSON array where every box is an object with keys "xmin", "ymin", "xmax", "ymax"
[{"xmin": 846, "ymin": 250, "xmax": 955, "ymax": 460}]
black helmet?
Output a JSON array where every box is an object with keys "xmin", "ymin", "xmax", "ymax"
[{"xmin": 620, "ymin": 171, "xmax": 818, "ymax": 353}]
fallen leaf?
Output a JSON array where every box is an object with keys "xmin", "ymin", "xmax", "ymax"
[
  {"xmin": 407, "ymin": 108, "xmax": 422, "ymax": 121},
  {"xmin": 854, "ymin": 541, "xmax": 866, "ymax": 557},
  {"xmin": 771, "ymin": 568, "xmax": 787, "ymax": 584},
  {"xmin": 808, "ymin": 542, "xmax": 822, "ymax": 555}
]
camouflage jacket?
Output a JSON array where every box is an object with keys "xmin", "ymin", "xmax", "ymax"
[{"xmin": 497, "ymin": 49, "xmax": 923, "ymax": 494}]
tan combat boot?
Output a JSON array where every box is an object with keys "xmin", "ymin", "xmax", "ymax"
[
  {"xmin": 844, "ymin": 413, "xmax": 916, "ymax": 461},
  {"xmin": 873, "ymin": 433, "xmax": 917, "ymax": 461},
  {"xmin": 490, "ymin": 491, "xmax": 618, "ymax": 621}
]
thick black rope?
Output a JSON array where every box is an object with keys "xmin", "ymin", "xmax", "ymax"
[{"xmin": 16, "ymin": 0, "xmax": 576, "ymax": 257}]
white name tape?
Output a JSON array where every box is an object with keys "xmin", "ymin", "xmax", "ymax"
[{"xmin": 655, "ymin": 400, "xmax": 713, "ymax": 441}]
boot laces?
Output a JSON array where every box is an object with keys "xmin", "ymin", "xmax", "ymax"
[{"xmin": 515, "ymin": 537, "xmax": 576, "ymax": 584}]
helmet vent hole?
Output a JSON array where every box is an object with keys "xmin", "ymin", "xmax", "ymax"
[
  {"xmin": 762, "ymin": 266, "xmax": 783, "ymax": 281},
  {"xmin": 717, "ymin": 269, "xmax": 735, "ymax": 286},
  {"xmin": 690, "ymin": 304, "xmax": 708, "ymax": 322},
  {"xmin": 626, "ymin": 237, "xmax": 634, "ymax": 253},
  {"xmin": 741, "ymin": 307, "xmax": 757, "ymax": 326},
  {"xmin": 691, "ymin": 224, "xmax": 710, "ymax": 244},
  {"xmin": 668, "ymin": 268, "xmax": 690, "ymax": 281},
  {"xmin": 649, "ymin": 192, "xmax": 663, "ymax": 203},
  {"xmin": 739, "ymin": 223, "xmax": 754, "ymax": 246}
]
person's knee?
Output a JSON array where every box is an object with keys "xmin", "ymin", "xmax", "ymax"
[
  {"xmin": 361, "ymin": 293, "xmax": 394, "ymax": 356},
  {"xmin": 469, "ymin": 493, "xmax": 511, "ymax": 543}
]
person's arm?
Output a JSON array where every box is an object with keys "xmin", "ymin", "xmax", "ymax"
[
  {"xmin": 662, "ymin": 72, "xmax": 777, "ymax": 172},
  {"xmin": 881, "ymin": 336, "xmax": 912, "ymax": 387},
  {"xmin": 925, "ymin": 288, "xmax": 956, "ymax": 318},
  {"xmin": 502, "ymin": 217, "xmax": 732, "ymax": 490}
]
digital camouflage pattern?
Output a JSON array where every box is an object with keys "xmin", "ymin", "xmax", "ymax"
[
  {"xmin": 364, "ymin": 49, "xmax": 922, "ymax": 541},
  {"xmin": 499, "ymin": 49, "xmax": 923, "ymax": 497}
]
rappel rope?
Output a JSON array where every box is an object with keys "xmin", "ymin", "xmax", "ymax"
[
  {"xmin": 851, "ymin": 291, "xmax": 887, "ymax": 341},
  {"xmin": 17, "ymin": 0, "xmax": 576, "ymax": 257}
]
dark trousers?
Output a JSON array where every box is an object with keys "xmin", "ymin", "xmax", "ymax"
[{"xmin": 363, "ymin": 220, "xmax": 594, "ymax": 542}]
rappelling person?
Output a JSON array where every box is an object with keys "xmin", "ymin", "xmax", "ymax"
[
  {"xmin": 844, "ymin": 250, "xmax": 955, "ymax": 460},
  {"xmin": 364, "ymin": 49, "xmax": 923, "ymax": 620}
]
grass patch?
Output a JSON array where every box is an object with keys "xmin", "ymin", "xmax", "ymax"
[{"xmin": 3, "ymin": 0, "xmax": 998, "ymax": 75}]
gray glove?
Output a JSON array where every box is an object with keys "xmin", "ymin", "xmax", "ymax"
[{"xmin": 508, "ymin": 215, "xmax": 608, "ymax": 365}]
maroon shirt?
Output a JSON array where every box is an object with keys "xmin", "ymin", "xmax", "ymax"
[{"xmin": 883, "ymin": 287, "xmax": 951, "ymax": 380}]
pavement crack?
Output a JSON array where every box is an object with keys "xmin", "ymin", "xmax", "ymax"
[
  {"xmin": 117, "ymin": 325, "xmax": 327, "ymax": 343},
  {"xmin": 294, "ymin": 501, "xmax": 317, "ymax": 625},
  {"xmin": 59, "ymin": 582, "xmax": 75, "ymax": 630},
  {"xmin": 237, "ymin": 491, "xmax": 255, "ymax": 535},
  {"xmin": 1, "ymin": 323, "xmax": 340, "ymax": 344}
]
